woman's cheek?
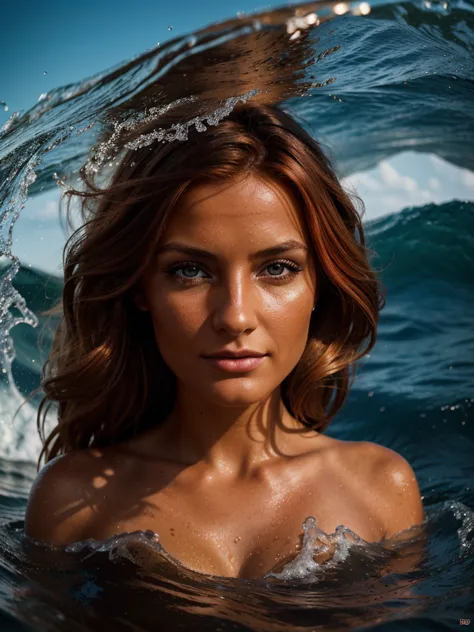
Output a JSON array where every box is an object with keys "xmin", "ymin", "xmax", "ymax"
[
  {"xmin": 149, "ymin": 294, "xmax": 203, "ymax": 347},
  {"xmin": 272, "ymin": 304, "xmax": 312, "ymax": 360}
]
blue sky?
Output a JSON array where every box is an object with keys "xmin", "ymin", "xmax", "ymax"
[
  {"xmin": 3, "ymin": 0, "xmax": 474, "ymax": 274},
  {"xmin": 0, "ymin": 0, "xmax": 279, "ymax": 117}
]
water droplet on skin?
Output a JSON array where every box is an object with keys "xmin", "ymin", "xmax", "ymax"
[
  {"xmin": 234, "ymin": 536, "xmax": 241, "ymax": 543},
  {"xmin": 130, "ymin": 161, "xmax": 136, "ymax": 167}
]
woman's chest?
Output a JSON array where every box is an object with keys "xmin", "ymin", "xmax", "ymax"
[{"xmin": 87, "ymin": 464, "xmax": 384, "ymax": 578}]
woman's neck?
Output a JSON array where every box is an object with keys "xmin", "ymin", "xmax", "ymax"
[{"xmin": 149, "ymin": 386, "xmax": 315, "ymax": 478}]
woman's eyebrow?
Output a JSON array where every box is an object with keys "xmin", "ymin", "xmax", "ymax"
[{"xmin": 156, "ymin": 239, "xmax": 308, "ymax": 261}]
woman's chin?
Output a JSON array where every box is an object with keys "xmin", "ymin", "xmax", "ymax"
[{"xmin": 198, "ymin": 381, "xmax": 276, "ymax": 407}]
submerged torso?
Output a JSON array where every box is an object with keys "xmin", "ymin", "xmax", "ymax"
[{"xmin": 77, "ymin": 431, "xmax": 386, "ymax": 579}]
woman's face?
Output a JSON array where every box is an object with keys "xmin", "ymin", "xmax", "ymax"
[{"xmin": 137, "ymin": 173, "xmax": 317, "ymax": 407}]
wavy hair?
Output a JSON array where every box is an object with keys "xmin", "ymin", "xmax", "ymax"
[{"xmin": 33, "ymin": 101, "xmax": 385, "ymax": 471}]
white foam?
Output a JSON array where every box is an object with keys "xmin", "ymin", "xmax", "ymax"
[
  {"xmin": 0, "ymin": 386, "xmax": 53, "ymax": 463},
  {"xmin": 264, "ymin": 516, "xmax": 364, "ymax": 580}
]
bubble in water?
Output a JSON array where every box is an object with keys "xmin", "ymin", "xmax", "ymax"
[
  {"xmin": 168, "ymin": 26, "xmax": 172, "ymax": 31},
  {"xmin": 43, "ymin": 70, "xmax": 47, "ymax": 75}
]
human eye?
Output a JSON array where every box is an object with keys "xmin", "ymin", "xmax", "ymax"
[
  {"xmin": 261, "ymin": 259, "xmax": 303, "ymax": 281},
  {"xmin": 164, "ymin": 261, "xmax": 210, "ymax": 284},
  {"xmin": 164, "ymin": 259, "xmax": 303, "ymax": 285}
]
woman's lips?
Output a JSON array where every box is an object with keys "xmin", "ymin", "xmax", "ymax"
[{"xmin": 203, "ymin": 355, "xmax": 267, "ymax": 372}]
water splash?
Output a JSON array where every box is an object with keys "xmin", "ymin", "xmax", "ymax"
[
  {"xmin": 0, "ymin": 158, "xmax": 41, "ymax": 387},
  {"xmin": 264, "ymin": 516, "xmax": 365, "ymax": 580},
  {"xmin": 8, "ymin": 496, "xmax": 474, "ymax": 628},
  {"xmin": 20, "ymin": 509, "xmax": 443, "ymax": 582},
  {"xmin": 445, "ymin": 501, "xmax": 474, "ymax": 557},
  {"xmin": 85, "ymin": 89, "xmax": 260, "ymax": 176}
]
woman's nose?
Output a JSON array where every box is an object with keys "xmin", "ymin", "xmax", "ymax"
[{"xmin": 211, "ymin": 279, "xmax": 258, "ymax": 336}]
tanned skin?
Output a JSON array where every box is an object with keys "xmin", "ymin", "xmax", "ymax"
[{"xmin": 25, "ymin": 174, "xmax": 424, "ymax": 579}]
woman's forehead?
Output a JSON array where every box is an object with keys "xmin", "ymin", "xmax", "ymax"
[{"xmin": 164, "ymin": 174, "xmax": 307, "ymax": 240}]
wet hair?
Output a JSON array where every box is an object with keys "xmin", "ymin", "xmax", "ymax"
[{"xmin": 34, "ymin": 101, "xmax": 385, "ymax": 470}]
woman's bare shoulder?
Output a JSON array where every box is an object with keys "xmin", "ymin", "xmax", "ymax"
[
  {"xmin": 331, "ymin": 439, "xmax": 425, "ymax": 538},
  {"xmin": 24, "ymin": 449, "xmax": 105, "ymax": 545}
]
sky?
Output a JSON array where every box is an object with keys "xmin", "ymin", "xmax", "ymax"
[
  {"xmin": 2, "ymin": 0, "xmax": 474, "ymax": 274},
  {"xmin": 0, "ymin": 0, "xmax": 280, "ymax": 116}
]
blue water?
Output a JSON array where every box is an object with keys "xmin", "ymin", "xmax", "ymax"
[{"xmin": 1, "ymin": 0, "xmax": 473, "ymax": 630}]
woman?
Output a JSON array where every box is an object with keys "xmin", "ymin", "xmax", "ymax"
[{"xmin": 24, "ymin": 102, "xmax": 424, "ymax": 579}]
